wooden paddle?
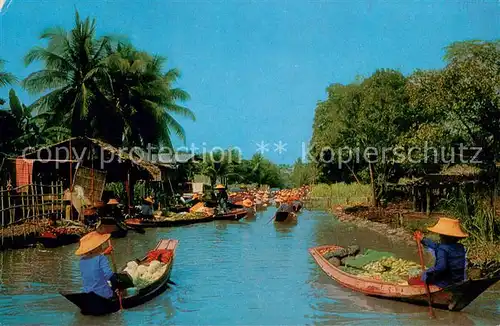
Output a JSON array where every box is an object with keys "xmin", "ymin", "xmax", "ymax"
[
  {"xmin": 107, "ymin": 239, "xmax": 123, "ymax": 311},
  {"xmin": 415, "ymin": 233, "xmax": 435, "ymax": 319},
  {"xmin": 266, "ymin": 214, "xmax": 276, "ymax": 224}
]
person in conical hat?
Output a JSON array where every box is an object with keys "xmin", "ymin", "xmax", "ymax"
[
  {"xmin": 76, "ymin": 231, "xmax": 122, "ymax": 299},
  {"xmin": 140, "ymin": 197, "xmax": 154, "ymax": 220},
  {"xmin": 214, "ymin": 184, "xmax": 229, "ymax": 214},
  {"xmin": 411, "ymin": 218, "xmax": 468, "ymax": 288},
  {"xmin": 105, "ymin": 198, "xmax": 122, "ymax": 221},
  {"xmin": 242, "ymin": 198, "xmax": 253, "ymax": 208}
]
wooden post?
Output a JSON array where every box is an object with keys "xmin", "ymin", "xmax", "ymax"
[
  {"xmin": 7, "ymin": 190, "xmax": 13, "ymax": 242},
  {"xmin": 426, "ymin": 186, "xmax": 431, "ymax": 217},
  {"xmin": 41, "ymin": 183, "xmax": 45, "ymax": 218},
  {"xmin": 1, "ymin": 186, "xmax": 4, "ymax": 246},
  {"xmin": 368, "ymin": 160, "xmax": 377, "ymax": 207},
  {"xmin": 69, "ymin": 139, "xmax": 73, "ymax": 220},
  {"xmin": 50, "ymin": 182, "xmax": 54, "ymax": 215},
  {"xmin": 412, "ymin": 186, "xmax": 417, "ymax": 211}
]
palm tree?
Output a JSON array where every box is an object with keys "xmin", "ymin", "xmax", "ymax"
[
  {"xmin": 0, "ymin": 59, "xmax": 16, "ymax": 105},
  {"xmin": 22, "ymin": 11, "xmax": 113, "ymax": 138},
  {"xmin": 103, "ymin": 43, "xmax": 195, "ymax": 148}
]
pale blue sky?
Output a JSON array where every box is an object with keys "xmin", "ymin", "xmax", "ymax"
[{"xmin": 0, "ymin": 0, "xmax": 498, "ymax": 163}]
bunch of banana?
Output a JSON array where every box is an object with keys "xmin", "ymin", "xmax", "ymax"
[{"xmin": 363, "ymin": 261, "xmax": 387, "ymax": 273}]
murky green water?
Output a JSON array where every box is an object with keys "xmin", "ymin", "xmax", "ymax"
[{"xmin": 0, "ymin": 209, "xmax": 498, "ymax": 325}]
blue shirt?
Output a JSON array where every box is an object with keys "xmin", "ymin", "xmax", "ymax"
[
  {"xmin": 421, "ymin": 238, "xmax": 466, "ymax": 288},
  {"xmin": 79, "ymin": 255, "xmax": 114, "ymax": 299}
]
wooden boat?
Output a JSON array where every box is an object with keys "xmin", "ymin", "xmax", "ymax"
[
  {"xmin": 37, "ymin": 231, "xmax": 81, "ymax": 248},
  {"xmin": 97, "ymin": 217, "xmax": 129, "ymax": 238},
  {"xmin": 274, "ymin": 211, "xmax": 290, "ymax": 222},
  {"xmin": 214, "ymin": 208, "xmax": 247, "ymax": 221},
  {"xmin": 291, "ymin": 200, "xmax": 303, "ymax": 212},
  {"xmin": 274, "ymin": 212, "xmax": 297, "ymax": 224},
  {"xmin": 309, "ymin": 244, "xmax": 500, "ymax": 311},
  {"xmin": 125, "ymin": 214, "xmax": 215, "ymax": 228},
  {"xmin": 61, "ymin": 239, "xmax": 178, "ymax": 316}
]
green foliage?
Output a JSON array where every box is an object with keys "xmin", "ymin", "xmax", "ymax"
[
  {"xmin": 198, "ymin": 151, "xmax": 284, "ymax": 188},
  {"xmin": 290, "ymin": 158, "xmax": 317, "ymax": 187},
  {"xmin": 22, "ymin": 11, "xmax": 193, "ymax": 149},
  {"xmin": 311, "ymin": 40, "xmax": 500, "ymax": 208},
  {"xmin": 443, "ymin": 193, "xmax": 500, "ymax": 243},
  {"xmin": 309, "ymin": 183, "xmax": 372, "ymax": 205}
]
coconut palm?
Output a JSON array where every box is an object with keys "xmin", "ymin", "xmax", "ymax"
[
  {"xmin": 22, "ymin": 11, "xmax": 113, "ymax": 138},
  {"xmin": 0, "ymin": 59, "xmax": 16, "ymax": 105},
  {"xmin": 103, "ymin": 43, "xmax": 194, "ymax": 148}
]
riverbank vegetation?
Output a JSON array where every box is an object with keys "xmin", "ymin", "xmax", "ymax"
[{"xmin": 308, "ymin": 39, "xmax": 500, "ymax": 272}]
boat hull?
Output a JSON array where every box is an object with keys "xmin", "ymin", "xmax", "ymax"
[
  {"xmin": 125, "ymin": 215, "xmax": 214, "ymax": 228},
  {"xmin": 214, "ymin": 209, "xmax": 247, "ymax": 221},
  {"xmin": 309, "ymin": 244, "xmax": 500, "ymax": 311},
  {"xmin": 37, "ymin": 233, "xmax": 81, "ymax": 248},
  {"xmin": 61, "ymin": 239, "xmax": 177, "ymax": 316}
]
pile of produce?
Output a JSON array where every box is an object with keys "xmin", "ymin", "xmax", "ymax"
[
  {"xmin": 157, "ymin": 211, "xmax": 211, "ymax": 221},
  {"xmin": 323, "ymin": 246, "xmax": 422, "ymax": 285},
  {"xmin": 123, "ymin": 260, "xmax": 167, "ymax": 289}
]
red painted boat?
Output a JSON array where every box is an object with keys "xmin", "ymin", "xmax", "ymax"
[{"xmin": 309, "ymin": 244, "xmax": 500, "ymax": 311}]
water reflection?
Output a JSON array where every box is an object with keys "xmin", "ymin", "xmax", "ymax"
[{"xmin": 0, "ymin": 208, "xmax": 498, "ymax": 325}]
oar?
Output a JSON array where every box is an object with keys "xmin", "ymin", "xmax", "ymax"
[
  {"xmin": 266, "ymin": 213, "xmax": 276, "ymax": 224},
  {"xmin": 416, "ymin": 235, "xmax": 435, "ymax": 319},
  {"xmin": 107, "ymin": 239, "xmax": 123, "ymax": 311},
  {"xmin": 167, "ymin": 280, "xmax": 177, "ymax": 286}
]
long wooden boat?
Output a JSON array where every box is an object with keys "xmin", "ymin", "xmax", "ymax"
[
  {"xmin": 61, "ymin": 239, "xmax": 178, "ymax": 316},
  {"xmin": 37, "ymin": 231, "xmax": 81, "ymax": 248},
  {"xmin": 274, "ymin": 211, "xmax": 290, "ymax": 222},
  {"xmin": 309, "ymin": 244, "xmax": 500, "ymax": 311},
  {"xmin": 96, "ymin": 217, "xmax": 129, "ymax": 238},
  {"xmin": 125, "ymin": 214, "xmax": 215, "ymax": 228},
  {"xmin": 214, "ymin": 208, "xmax": 248, "ymax": 221}
]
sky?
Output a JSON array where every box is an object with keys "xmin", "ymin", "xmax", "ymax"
[{"xmin": 0, "ymin": 0, "xmax": 498, "ymax": 164}]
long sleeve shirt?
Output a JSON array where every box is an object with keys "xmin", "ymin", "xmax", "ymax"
[
  {"xmin": 79, "ymin": 255, "xmax": 114, "ymax": 299},
  {"xmin": 420, "ymin": 238, "xmax": 466, "ymax": 288}
]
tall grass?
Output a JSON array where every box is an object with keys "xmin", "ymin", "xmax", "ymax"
[
  {"xmin": 443, "ymin": 192, "xmax": 500, "ymax": 243},
  {"xmin": 309, "ymin": 183, "xmax": 372, "ymax": 206}
]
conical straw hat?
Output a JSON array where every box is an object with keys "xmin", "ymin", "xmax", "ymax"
[
  {"xmin": 75, "ymin": 231, "xmax": 111, "ymax": 256},
  {"xmin": 144, "ymin": 197, "xmax": 154, "ymax": 204},
  {"xmin": 215, "ymin": 184, "xmax": 225, "ymax": 190},
  {"xmin": 427, "ymin": 218, "xmax": 468, "ymax": 238},
  {"xmin": 107, "ymin": 198, "xmax": 119, "ymax": 205}
]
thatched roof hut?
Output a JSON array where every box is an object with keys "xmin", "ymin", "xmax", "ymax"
[{"xmin": 21, "ymin": 137, "xmax": 161, "ymax": 183}]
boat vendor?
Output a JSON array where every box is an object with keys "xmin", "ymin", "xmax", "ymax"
[
  {"xmin": 215, "ymin": 184, "xmax": 229, "ymax": 214},
  {"xmin": 106, "ymin": 198, "xmax": 123, "ymax": 221},
  {"xmin": 411, "ymin": 218, "xmax": 468, "ymax": 288},
  {"xmin": 187, "ymin": 193, "xmax": 202, "ymax": 206},
  {"xmin": 76, "ymin": 231, "xmax": 130, "ymax": 299},
  {"xmin": 140, "ymin": 197, "xmax": 155, "ymax": 219}
]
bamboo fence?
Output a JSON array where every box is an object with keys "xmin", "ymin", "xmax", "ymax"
[{"xmin": 0, "ymin": 182, "xmax": 64, "ymax": 245}]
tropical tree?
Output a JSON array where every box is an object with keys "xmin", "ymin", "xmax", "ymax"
[
  {"xmin": 22, "ymin": 11, "xmax": 115, "ymax": 139},
  {"xmin": 0, "ymin": 58, "xmax": 16, "ymax": 105},
  {"xmin": 103, "ymin": 43, "xmax": 194, "ymax": 148},
  {"xmin": 200, "ymin": 148, "xmax": 242, "ymax": 187}
]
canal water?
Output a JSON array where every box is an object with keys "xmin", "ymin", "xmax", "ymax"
[{"xmin": 0, "ymin": 209, "xmax": 498, "ymax": 325}]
